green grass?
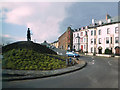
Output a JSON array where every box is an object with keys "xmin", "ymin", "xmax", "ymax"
[{"xmin": 2, "ymin": 48, "xmax": 67, "ymax": 70}]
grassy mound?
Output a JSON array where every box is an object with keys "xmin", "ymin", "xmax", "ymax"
[
  {"xmin": 2, "ymin": 41, "xmax": 57, "ymax": 55},
  {"xmin": 2, "ymin": 48, "xmax": 67, "ymax": 70}
]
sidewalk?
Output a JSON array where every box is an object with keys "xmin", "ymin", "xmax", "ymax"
[{"xmin": 79, "ymin": 53, "xmax": 120, "ymax": 58}]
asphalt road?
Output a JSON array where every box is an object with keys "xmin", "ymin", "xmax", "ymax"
[
  {"xmin": 51, "ymin": 47, "xmax": 66, "ymax": 56},
  {"xmin": 2, "ymin": 56, "xmax": 119, "ymax": 88},
  {"xmin": 0, "ymin": 55, "xmax": 2, "ymax": 89}
]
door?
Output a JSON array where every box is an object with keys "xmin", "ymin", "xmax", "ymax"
[
  {"xmin": 81, "ymin": 45, "xmax": 83, "ymax": 51},
  {"xmin": 98, "ymin": 49, "xmax": 102, "ymax": 54},
  {"xmin": 115, "ymin": 47, "xmax": 120, "ymax": 55}
]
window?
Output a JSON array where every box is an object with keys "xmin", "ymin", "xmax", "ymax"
[
  {"xmin": 91, "ymin": 39, "xmax": 93, "ymax": 44},
  {"xmin": 84, "ymin": 45, "xmax": 86, "ymax": 49},
  {"xmin": 98, "ymin": 30, "xmax": 101, "ymax": 35},
  {"xmin": 106, "ymin": 37, "xmax": 109, "ymax": 44},
  {"xmin": 85, "ymin": 31, "xmax": 87, "ymax": 35},
  {"xmin": 115, "ymin": 27, "xmax": 118, "ymax": 33},
  {"xmin": 76, "ymin": 39, "xmax": 78, "ymax": 43},
  {"xmin": 94, "ymin": 39, "xmax": 96, "ymax": 44},
  {"xmin": 99, "ymin": 38, "xmax": 101, "ymax": 44},
  {"xmin": 94, "ymin": 30, "xmax": 96, "ymax": 35},
  {"xmin": 107, "ymin": 28, "xmax": 110, "ymax": 34},
  {"xmin": 91, "ymin": 47, "xmax": 93, "ymax": 53},
  {"xmin": 111, "ymin": 37, "xmax": 112, "ymax": 44},
  {"xmin": 94, "ymin": 48, "xmax": 96, "ymax": 53},
  {"xmin": 91, "ymin": 30, "xmax": 93, "ymax": 36},
  {"xmin": 74, "ymin": 45, "xmax": 75, "ymax": 48},
  {"xmin": 84, "ymin": 38, "xmax": 86, "ymax": 43},
  {"xmin": 77, "ymin": 33, "xmax": 79, "ymax": 36},
  {"xmin": 115, "ymin": 37, "xmax": 119, "ymax": 43},
  {"xmin": 81, "ymin": 38, "xmax": 83, "ymax": 42},
  {"xmin": 74, "ymin": 34, "xmax": 75, "ymax": 37},
  {"xmin": 81, "ymin": 32, "xmax": 83, "ymax": 36}
]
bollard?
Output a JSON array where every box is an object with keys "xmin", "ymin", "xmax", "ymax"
[
  {"xmin": 66, "ymin": 59, "xmax": 69, "ymax": 66},
  {"xmin": 69, "ymin": 58, "xmax": 72, "ymax": 65},
  {"xmin": 72, "ymin": 60, "xmax": 75, "ymax": 65}
]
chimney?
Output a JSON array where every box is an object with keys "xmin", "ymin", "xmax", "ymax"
[
  {"xmin": 99, "ymin": 21, "xmax": 102, "ymax": 25},
  {"xmin": 107, "ymin": 19, "xmax": 111, "ymax": 23},
  {"xmin": 81, "ymin": 27, "xmax": 83, "ymax": 30},
  {"xmin": 92, "ymin": 19, "xmax": 95, "ymax": 25},
  {"xmin": 85, "ymin": 26, "xmax": 88, "ymax": 29}
]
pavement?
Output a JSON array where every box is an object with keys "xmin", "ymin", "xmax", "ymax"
[{"xmin": 3, "ymin": 56, "xmax": 118, "ymax": 88}]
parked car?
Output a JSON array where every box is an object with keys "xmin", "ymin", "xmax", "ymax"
[{"xmin": 66, "ymin": 51, "xmax": 80, "ymax": 57}]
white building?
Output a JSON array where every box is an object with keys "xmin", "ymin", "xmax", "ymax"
[
  {"xmin": 88, "ymin": 27, "xmax": 97, "ymax": 53},
  {"xmin": 73, "ymin": 26, "xmax": 88, "ymax": 52},
  {"xmin": 88, "ymin": 14, "xmax": 120, "ymax": 55}
]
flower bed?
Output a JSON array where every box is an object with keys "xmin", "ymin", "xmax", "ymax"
[{"xmin": 2, "ymin": 48, "xmax": 68, "ymax": 70}]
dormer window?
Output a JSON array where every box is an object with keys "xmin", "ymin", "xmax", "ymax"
[
  {"xmin": 99, "ymin": 21, "xmax": 102, "ymax": 25},
  {"xmin": 107, "ymin": 19, "xmax": 111, "ymax": 23}
]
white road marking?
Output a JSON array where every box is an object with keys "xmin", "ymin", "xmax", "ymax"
[
  {"xmin": 108, "ymin": 61, "xmax": 112, "ymax": 66},
  {"xmin": 92, "ymin": 60, "xmax": 95, "ymax": 64},
  {"xmin": 88, "ymin": 60, "xmax": 95, "ymax": 65}
]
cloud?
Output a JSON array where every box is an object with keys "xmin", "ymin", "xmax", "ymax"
[
  {"xmin": 0, "ymin": 34, "xmax": 14, "ymax": 45},
  {"xmin": 5, "ymin": 6, "xmax": 33, "ymax": 25},
  {"xmin": 0, "ymin": 34, "xmax": 26, "ymax": 45},
  {"xmin": 1, "ymin": 2, "xmax": 72, "ymax": 43}
]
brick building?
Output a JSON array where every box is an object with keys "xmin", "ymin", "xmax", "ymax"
[
  {"xmin": 51, "ymin": 40, "xmax": 59, "ymax": 48},
  {"xmin": 58, "ymin": 27, "xmax": 73, "ymax": 51}
]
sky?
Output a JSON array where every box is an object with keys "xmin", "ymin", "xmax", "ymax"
[{"xmin": 0, "ymin": 2, "xmax": 118, "ymax": 45}]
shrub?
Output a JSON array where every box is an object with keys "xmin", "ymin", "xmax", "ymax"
[
  {"xmin": 3, "ymin": 48, "xmax": 67, "ymax": 70},
  {"xmin": 104, "ymin": 48, "xmax": 112, "ymax": 54}
]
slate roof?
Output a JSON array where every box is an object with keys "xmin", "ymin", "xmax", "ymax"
[{"xmin": 89, "ymin": 15, "xmax": 120, "ymax": 28}]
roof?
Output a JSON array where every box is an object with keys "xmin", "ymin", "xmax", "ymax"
[
  {"xmin": 89, "ymin": 15, "xmax": 120, "ymax": 28},
  {"xmin": 51, "ymin": 40, "xmax": 58, "ymax": 44},
  {"xmin": 95, "ymin": 16, "xmax": 119, "ymax": 24},
  {"xmin": 58, "ymin": 27, "xmax": 74, "ymax": 39},
  {"xmin": 41, "ymin": 41, "xmax": 51, "ymax": 46}
]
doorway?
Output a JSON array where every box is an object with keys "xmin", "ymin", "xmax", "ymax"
[
  {"xmin": 98, "ymin": 46, "xmax": 102, "ymax": 54},
  {"xmin": 115, "ymin": 46, "xmax": 120, "ymax": 55}
]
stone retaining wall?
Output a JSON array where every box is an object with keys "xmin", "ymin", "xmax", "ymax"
[{"xmin": 3, "ymin": 60, "xmax": 87, "ymax": 81}]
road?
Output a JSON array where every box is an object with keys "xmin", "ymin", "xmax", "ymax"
[
  {"xmin": 2, "ymin": 56, "xmax": 119, "ymax": 88},
  {"xmin": 0, "ymin": 55, "xmax": 2, "ymax": 89},
  {"xmin": 51, "ymin": 47, "xmax": 66, "ymax": 56}
]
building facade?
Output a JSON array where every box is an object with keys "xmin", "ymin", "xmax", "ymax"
[
  {"xmin": 73, "ymin": 26, "xmax": 88, "ymax": 52},
  {"xmin": 41, "ymin": 40, "xmax": 51, "ymax": 48},
  {"xmin": 88, "ymin": 14, "xmax": 120, "ymax": 55},
  {"xmin": 88, "ymin": 27, "xmax": 97, "ymax": 53},
  {"xmin": 58, "ymin": 27, "xmax": 73, "ymax": 51},
  {"xmin": 51, "ymin": 40, "xmax": 59, "ymax": 48}
]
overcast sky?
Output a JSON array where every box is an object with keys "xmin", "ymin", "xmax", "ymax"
[{"xmin": 0, "ymin": 2, "xmax": 118, "ymax": 44}]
